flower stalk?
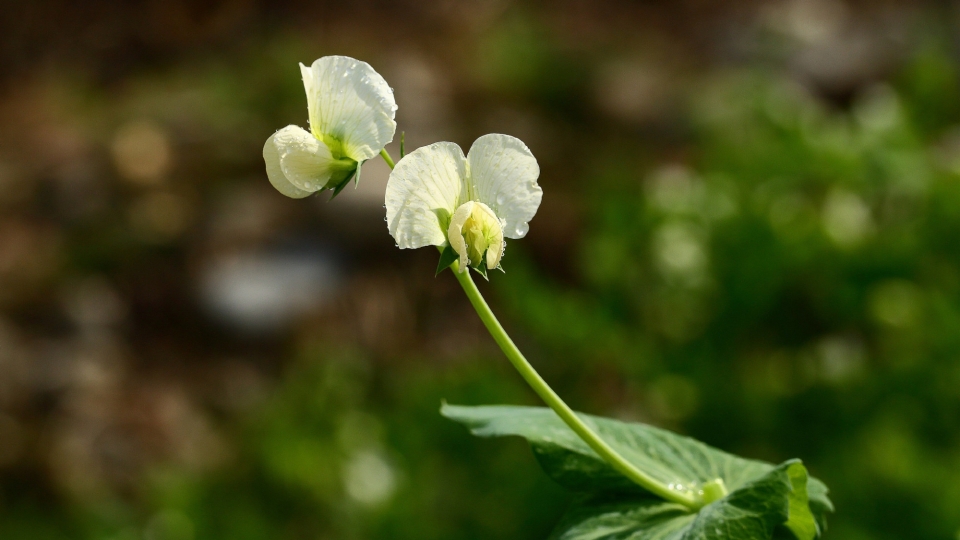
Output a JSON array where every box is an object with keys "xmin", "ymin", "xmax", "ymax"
[
  {"xmin": 379, "ymin": 150, "xmax": 702, "ymax": 510},
  {"xmin": 450, "ymin": 263, "xmax": 703, "ymax": 510},
  {"xmin": 379, "ymin": 148, "xmax": 396, "ymax": 169}
]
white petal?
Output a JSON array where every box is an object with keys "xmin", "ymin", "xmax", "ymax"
[
  {"xmin": 264, "ymin": 130, "xmax": 315, "ymax": 199},
  {"xmin": 386, "ymin": 142, "xmax": 466, "ymax": 249},
  {"xmin": 305, "ymin": 56, "xmax": 397, "ymax": 162},
  {"xmin": 300, "ymin": 63, "xmax": 318, "ymax": 133},
  {"xmin": 486, "ymin": 218, "xmax": 505, "ymax": 269},
  {"xmin": 272, "ymin": 125, "xmax": 335, "ymax": 192},
  {"xmin": 466, "ymin": 134, "xmax": 542, "ymax": 239}
]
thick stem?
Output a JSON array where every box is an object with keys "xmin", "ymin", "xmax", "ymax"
[{"xmin": 450, "ymin": 262, "xmax": 701, "ymax": 509}]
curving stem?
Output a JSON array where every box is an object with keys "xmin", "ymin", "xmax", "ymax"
[
  {"xmin": 450, "ymin": 262, "xmax": 703, "ymax": 509},
  {"xmin": 380, "ymin": 146, "xmax": 704, "ymax": 509}
]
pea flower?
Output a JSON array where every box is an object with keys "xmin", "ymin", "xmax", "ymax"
[
  {"xmin": 385, "ymin": 134, "xmax": 542, "ymax": 273},
  {"xmin": 264, "ymin": 56, "xmax": 397, "ymax": 198}
]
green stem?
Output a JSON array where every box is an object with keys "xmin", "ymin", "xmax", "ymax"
[
  {"xmin": 380, "ymin": 148, "xmax": 396, "ymax": 169},
  {"xmin": 450, "ymin": 263, "xmax": 701, "ymax": 509},
  {"xmin": 382, "ymin": 142, "xmax": 700, "ymax": 508}
]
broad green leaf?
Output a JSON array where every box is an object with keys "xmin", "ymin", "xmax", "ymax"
[
  {"xmin": 783, "ymin": 461, "xmax": 818, "ymax": 540},
  {"xmin": 548, "ymin": 461, "xmax": 808, "ymax": 540},
  {"xmin": 441, "ymin": 404, "xmax": 832, "ymax": 540}
]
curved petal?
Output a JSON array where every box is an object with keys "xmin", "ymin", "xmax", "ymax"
[
  {"xmin": 466, "ymin": 134, "xmax": 542, "ymax": 239},
  {"xmin": 447, "ymin": 201, "xmax": 476, "ymax": 271},
  {"xmin": 271, "ymin": 125, "xmax": 335, "ymax": 193},
  {"xmin": 447, "ymin": 201, "xmax": 505, "ymax": 271},
  {"xmin": 300, "ymin": 63, "xmax": 318, "ymax": 132},
  {"xmin": 305, "ymin": 56, "xmax": 397, "ymax": 162},
  {"xmin": 386, "ymin": 142, "xmax": 466, "ymax": 249},
  {"xmin": 486, "ymin": 216, "xmax": 505, "ymax": 269},
  {"xmin": 264, "ymin": 130, "xmax": 315, "ymax": 199}
]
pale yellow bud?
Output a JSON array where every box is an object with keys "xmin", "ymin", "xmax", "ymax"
[{"xmin": 447, "ymin": 201, "xmax": 504, "ymax": 272}]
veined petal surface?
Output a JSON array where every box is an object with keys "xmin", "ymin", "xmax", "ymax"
[
  {"xmin": 272, "ymin": 125, "xmax": 335, "ymax": 193},
  {"xmin": 305, "ymin": 56, "xmax": 397, "ymax": 162},
  {"xmin": 386, "ymin": 142, "xmax": 466, "ymax": 249},
  {"xmin": 466, "ymin": 134, "xmax": 542, "ymax": 239}
]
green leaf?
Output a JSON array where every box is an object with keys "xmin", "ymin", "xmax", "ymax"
[
  {"xmin": 441, "ymin": 404, "xmax": 832, "ymax": 540},
  {"xmin": 783, "ymin": 462, "xmax": 818, "ymax": 540},
  {"xmin": 547, "ymin": 461, "xmax": 810, "ymax": 540},
  {"xmin": 436, "ymin": 245, "xmax": 458, "ymax": 275},
  {"xmin": 805, "ymin": 476, "xmax": 832, "ymax": 533}
]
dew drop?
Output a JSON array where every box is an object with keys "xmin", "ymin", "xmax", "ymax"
[{"xmin": 496, "ymin": 193, "xmax": 506, "ymax": 205}]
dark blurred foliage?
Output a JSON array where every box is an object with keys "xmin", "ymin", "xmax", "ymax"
[{"xmin": 1, "ymin": 0, "xmax": 960, "ymax": 539}]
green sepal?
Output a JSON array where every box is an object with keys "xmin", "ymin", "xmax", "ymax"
[
  {"xmin": 436, "ymin": 244, "xmax": 458, "ymax": 275},
  {"xmin": 472, "ymin": 263, "xmax": 489, "ymax": 281},
  {"xmin": 327, "ymin": 160, "xmax": 362, "ymax": 201}
]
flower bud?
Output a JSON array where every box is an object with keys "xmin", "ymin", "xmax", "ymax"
[{"xmin": 448, "ymin": 201, "xmax": 505, "ymax": 271}]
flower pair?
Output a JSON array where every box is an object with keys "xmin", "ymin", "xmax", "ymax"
[
  {"xmin": 264, "ymin": 56, "xmax": 542, "ymax": 274},
  {"xmin": 263, "ymin": 56, "xmax": 397, "ymax": 198}
]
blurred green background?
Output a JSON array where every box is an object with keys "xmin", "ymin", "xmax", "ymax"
[{"xmin": 2, "ymin": 0, "xmax": 960, "ymax": 538}]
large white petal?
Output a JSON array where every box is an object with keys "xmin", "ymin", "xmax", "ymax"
[
  {"xmin": 466, "ymin": 134, "xmax": 542, "ymax": 239},
  {"xmin": 386, "ymin": 142, "xmax": 466, "ymax": 249},
  {"xmin": 305, "ymin": 56, "xmax": 397, "ymax": 162},
  {"xmin": 300, "ymin": 63, "xmax": 318, "ymax": 133},
  {"xmin": 264, "ymin": 129, "xmax": 316, "ymax": 199},
  {"xmin": 271, "ymin": 125, "xmax": 335, "ymax": 193}
]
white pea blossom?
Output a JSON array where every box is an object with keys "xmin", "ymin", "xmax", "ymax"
[
  {"xmin": 385, "ymin": 134, "xmax": 542, "ymax": 272},
  {"xmin": 264, "ymin": 56, "xmax": 397, "ymax": 198}
]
